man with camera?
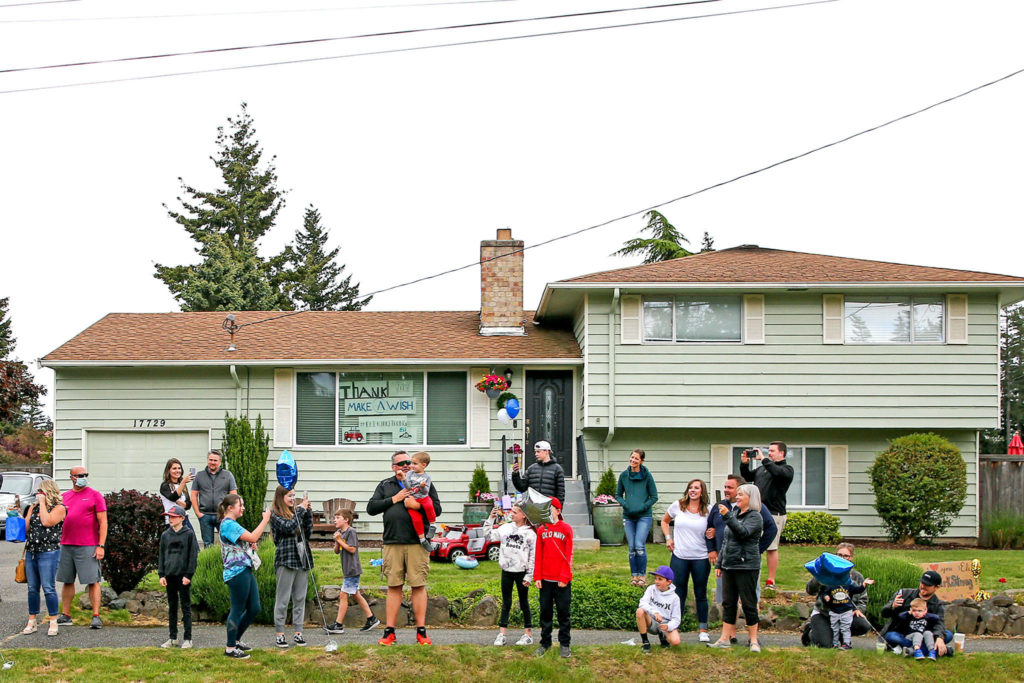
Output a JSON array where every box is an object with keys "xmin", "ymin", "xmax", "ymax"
[{"xmin": 739, "ymin": 442, "xmax": 793, "ymax": 588}]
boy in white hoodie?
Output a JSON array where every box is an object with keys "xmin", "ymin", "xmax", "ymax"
[
  {"xmin": 482, "ymin": 504, "xmax": 537, "ymax": 646},
  {"xmin": 636, "ymin": 565, "xmax": 682, "ymax": 652}
]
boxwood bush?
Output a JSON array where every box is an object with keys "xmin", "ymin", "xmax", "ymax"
[{"xmin": 781, "ymin": 511, "xmax": 842, "ymax": 545}]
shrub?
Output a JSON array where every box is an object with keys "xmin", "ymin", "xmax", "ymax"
[
  {"xmin": 191, "ymin": 539, "xmax": 318, "ymax": 625},
  {"xmin": 848, "ymin": 554, "xmax": 922, "ymax": 626},
  {"xmin": 867, "ymin": 433, "xmax": 967, "ymax": 543},
  {"xmin": 469, "ymin": 462, "xmax": 491, "ymax": 501},
  {"xmin": 985, "ymin": 510, "xmax": 1024, "ymax": 549},
  {"xmin": 595, "ymin": 467, "xmax": 617, "ymax": 497},
  {"xmin": 222, "ymin": 413, "xmax": 270, "ymax": 531},
  {"xmin": 103, "ymin": 489, "xmax": 165, "ymax": 594},
  {"xmin": 781, "ymin": 511, "xmax": 842, "ymax": 545}
]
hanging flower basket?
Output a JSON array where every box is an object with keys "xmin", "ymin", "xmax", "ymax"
[{"xmin": 475, "ymin": 374, "xmax": 509, "ymax": 398}]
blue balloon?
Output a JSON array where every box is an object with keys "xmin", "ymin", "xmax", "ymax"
[
  {"xmin": 504, "ymin": 398, "xmax": 520, "ymax": 419},
  {"xmin": 276, "ymin": 450, "xmax": 298, "ymax": 490},
  {"xmin": 804, "ymin": 552, "xmax": 853, "ymax": 586}
]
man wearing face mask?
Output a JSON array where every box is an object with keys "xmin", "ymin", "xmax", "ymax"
[{"xmin": 57, "ymin": 466, "xmax": 108, "ymax": 629}]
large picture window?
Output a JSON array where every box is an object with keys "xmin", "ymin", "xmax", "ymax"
[
  {"xmin": 643, "ymin": 296, "xmax": 742, "ymax": 342},
  {"xmin": 730, "ymin": 445, "xmax": 827, "ymax": 508},
  {"xmin": 295, "ymin": 371, "xmax": 468, "ymax": 446},
  {"xmin": 844, "ymin": 296, "xmax": 944, "ymax": 344}
]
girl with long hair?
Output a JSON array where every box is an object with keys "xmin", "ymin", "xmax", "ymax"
[
  {"xmin": 218, "ymin": 493, "xmax": 271, "ymax": 659},
  {"xmin": 22, "ymin": 479, "xmax": 66, "ymax": 637},
  {"xmin": 270, "ymin": 486, "xmax": 313, "ymax": 648},
  {"xmin": 160, "ymin": 458, "xmax": 194, "ymax": 530},
  {"xmin": 661, "ymin": 478, "xmax": 712, "ymax": 642}
]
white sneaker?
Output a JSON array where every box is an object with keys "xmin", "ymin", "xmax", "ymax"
[
  {"xmin": 494, "ymin": 633, "xmax": 507, "ymax": 646},
  {"xmin": 181, "ymin": 640, "xmax": 193, "ymax": 649},
  {"xmin": 698, "ymin": 631, "xmax": 711, "ymax": 643},
  {"xmin": 516, "ymin": 634, "xmax": 534, "ymax": 646},
  {"xmin": 161, "ymin": 639, "xmax": 176, "ymax": 649},
  {"xmin": 891, "ymin": 646, "xmax": 902, "ymax": 656}
]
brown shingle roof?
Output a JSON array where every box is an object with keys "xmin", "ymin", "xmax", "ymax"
[
  {"xmin": 43, "ymin": 311, "xmax": 580, "ymax": 364},
  {"xmin": 560, "ymin": 246, "xmax": 1024, "ymax": 284}
]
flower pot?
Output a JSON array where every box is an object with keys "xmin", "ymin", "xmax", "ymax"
[
  {"xmin": 485, "ymin": 388, "xmax": 502, "ymax": 400},
  {"xmin": 463, "ymin": 502, "xmax": 492, "ymax": 526},
  {"xmin": 593, "ymin": 503, "xmax": 625, "ymax": 546}
]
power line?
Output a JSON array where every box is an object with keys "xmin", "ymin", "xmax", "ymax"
[
  {"xmin": 2, "ymin": 1, "xmax": 723, "ymax": 74},
  {"xmin": 0, "ymin": 0, "xmax": 835, "ymax": 95},
  {"xmin": 0, "ymin": 0, "xmax": 78, "ymax": 7}
]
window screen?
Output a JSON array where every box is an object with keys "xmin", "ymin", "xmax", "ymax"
[{"xmin": 427, "ymin": 372, "xmax": 468, "ymax": 445}]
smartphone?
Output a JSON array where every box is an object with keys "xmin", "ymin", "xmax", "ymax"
[
  {"xmin": 501, "ymin": 495, "xmax": 513, "ymax": 510},
  {"xmin": 715, "ymin": 490, "xmax": 722, "ymax": 504},
  {"xmin": 189, "ymin": 467, "xmax": 196, "ymax": 477}
]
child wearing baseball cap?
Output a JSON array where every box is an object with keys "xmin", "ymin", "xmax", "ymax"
[
  {"xmin": 158, "ymin": 505, "xmax": 199, "ymax": 649},
  {"xmin": 636, "ymin": 565, "xmax": 682, "ymax": 652},
  {"xmin": 533, "ymin": 496, "xmax": 574, "ymax": 658}
]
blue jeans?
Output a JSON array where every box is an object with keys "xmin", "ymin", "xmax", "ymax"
[
  {"xmin": 884, "ymin": 630, "xmax": 953, "ymax": 652},
  {"xmin": 226, "ymin": 568, "xmax": 261, "ymax": 648},
  {"xmin": 623, "ymin": 516, "xmax": 653, "ymax": 576},
  {"xmin": 26, "ymin": 549, "xmax": 61, "ymax": 616},
  {"xmin": 198, "ymin": 514, "xmax": 219, "ymax": 548},
  {"xmin": 670, "ymin": 555, "xmax": 711, "ymax": 628}
]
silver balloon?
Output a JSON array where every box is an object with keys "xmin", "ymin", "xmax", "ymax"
[{"xmin": 521, "ymin": 487, "xmax": 554, "ymax": 526}]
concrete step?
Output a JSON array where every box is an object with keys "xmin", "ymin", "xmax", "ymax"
[
  {"xmin": 561, "ymin": 501, "xmax": 588, "ymax": 516},
  {"xmin": 574, "ymin": 537, "xmax": 600, "ymax": 551}
]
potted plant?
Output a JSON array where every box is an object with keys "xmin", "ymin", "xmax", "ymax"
[
  {"xmin": 592, "ymin": 467, "xmax": 624, "ymax": 546},
  {"xmin": 463, "ymin": 463, "xmax": 494, "ymax": 525},
  {"xmin": 475, "ymin": 374, "xmax": 510, "ymax": 400}
]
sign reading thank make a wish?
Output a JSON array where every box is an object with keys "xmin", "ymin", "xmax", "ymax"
[{"xmin": 345, "ymin": 397, "xmax": 416, "ymax": 415}]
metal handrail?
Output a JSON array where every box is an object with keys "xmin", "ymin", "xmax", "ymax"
[
  {"xmin": 501, "ymin": 434, "xmax": 508, "ymax": 496},
  {"xmin": 576, "ymin": 434, "xmax": 593, "ymax": 526}
]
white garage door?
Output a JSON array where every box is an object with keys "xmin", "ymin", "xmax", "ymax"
[{"xmin": 86, "ymin": 431, "xmax": 210, "ymax": 497}]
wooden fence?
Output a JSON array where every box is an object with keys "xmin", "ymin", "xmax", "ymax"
[{"xmin": 979, "ymin": 454, "xmax": 1024, "ymax": 543}]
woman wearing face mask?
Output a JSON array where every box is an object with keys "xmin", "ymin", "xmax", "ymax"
[
  {"xmin": 22, "ymin": 480, "xmax": 67, "ymax": 637},
  {"xmin": 661, "ymin": 478, "xmax": 712, "ymax": 642},
  {"xmin": 270, "ymin": 486, "xmax": 313, "ymax": 649},
  {"xmin": 218, "ymin": 493, "xmax": 272, "ymax": 659},
  {"xmin": 160, "ymin": 458, "xmax": 194, "ymax": 531},
  {"xmin": 615, "ymin": 449, "xmax": 658, "ymax": 586}
]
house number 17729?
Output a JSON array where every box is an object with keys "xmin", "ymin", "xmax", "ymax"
[{"xmin": 133, "ymin": 419, "xmax": 167, "ymax": 427}]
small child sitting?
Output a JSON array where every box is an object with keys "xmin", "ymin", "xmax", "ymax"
[
  {"xmin": 819, "ymin": 576, "xmax": 874, "ymax": 649},
  {"xmin": 892, "ymin": 598, "xmax": 943, "ymax": 660},
  {"xmin": 635, "ymin": 565, "xmax": 682, "ymax": 653},
  {"xmin": 403, "ymin": 451, "xmax": 437, "ymax": 551}
]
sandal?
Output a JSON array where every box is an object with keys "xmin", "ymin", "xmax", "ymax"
[{"xmin": 22, "ymin": 620, "xmax": 38, "ymax": 634}]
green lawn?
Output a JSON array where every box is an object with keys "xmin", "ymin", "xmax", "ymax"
[{"xmin": 4, "ymin": 645, "xmax": 1024, "ymax": 682}]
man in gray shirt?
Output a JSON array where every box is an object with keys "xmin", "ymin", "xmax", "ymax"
[{"xmin": 189, "ymin": 449, "xmax": 237, "ymax": 548}]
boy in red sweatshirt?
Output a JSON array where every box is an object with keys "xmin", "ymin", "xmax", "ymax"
[{"xmin": 533, "ymin": 497, "xmax": 574, "ymax": 658}]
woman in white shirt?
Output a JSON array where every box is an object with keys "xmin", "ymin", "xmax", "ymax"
[{"xmin": 661, "ymin": 478, "xmax": 711, "ymax": 642}]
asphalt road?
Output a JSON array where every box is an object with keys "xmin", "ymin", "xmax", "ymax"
[{"xmin": 2, "ymin": 540, "xmax": 1022, "ymax": 654}]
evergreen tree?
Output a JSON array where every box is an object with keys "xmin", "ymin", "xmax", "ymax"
[
  {"xmin": 612, "ymin": 210, "xmax": 693, "ymax": 264},
  {"xmin": 286, "ymin": 205, "xmax": 371, "ymax": 311},
  {"xmin": 983, "ymin": 303, "xmax": 1024, "ymax": 452},
  {"xmin": 700, "ymin": 231, "xmax": 716, "ymax": 253},
  {"xmin": 0, "ymin": 297, "xmax": 13, "ymax": 359},
  {"xmin": 0, "ymin": 298, "xmax": 45, "ymax": 427},
  {"xmin": 155, "ymin": 103, "xmax": 292, "ymax": 311}
]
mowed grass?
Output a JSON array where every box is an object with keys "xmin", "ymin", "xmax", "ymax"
[{"xmin": 5, "ymin": 644, "xmax": 1024, "ymax": 682}]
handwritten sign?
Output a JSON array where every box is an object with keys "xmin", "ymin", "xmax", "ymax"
[
  {"xmin": 340, "ymin": 379, "xmax": 414, "ymax": 400},
  {"xmin": 344, "ymin": 398, "xmax": 416, "ymax": 416},
  {"xmin": 359, "ymin": 416, "xmax": 415, "ymax": 440},
  {"xmin": 918, "ymin": 561, "xmax": 977, "ymax": 601}
]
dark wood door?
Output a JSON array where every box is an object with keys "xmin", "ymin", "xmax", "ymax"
[{"xmin": 524, "ymin": 370, "xmax": 573, "ymax": 477}]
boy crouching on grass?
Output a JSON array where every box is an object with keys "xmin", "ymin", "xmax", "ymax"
[
  {"xmin": 326, "ymin": 509, "xmax": 380, "ymax": 635},
  {"xmin": 158, "ymin": 505, "xmax": 199, "ymax": 649},
  {"xmin": 636, "ymin": 565, "xmax": 682, "ymax": 653}
]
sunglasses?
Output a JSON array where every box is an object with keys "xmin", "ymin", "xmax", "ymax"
[
  {"xmin": 72, "ymin": 473, "xmax": 89, "ymax": 479},
  {"xmin": 837, "ymin": 553, "xmax": 852, "ymax": 559},
  {"xmin": 393, "ymin": 460, "xmax": 412, "ymax": 467}
]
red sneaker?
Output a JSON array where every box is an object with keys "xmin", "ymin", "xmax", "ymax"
[
  {"xmin": 416, "ymin": 632, "xmax": 432, "ymax": 645},
  {"xmin": 378, "ymin": 632, "xmax": 397, "ymax": 646},
  {"xmin": 765, "ymin": 579, "xmax": 776, "ymax": 588}
]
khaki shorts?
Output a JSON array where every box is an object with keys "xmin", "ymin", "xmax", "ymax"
[
  {"xmin": 382, "ymin": 543, "xmax": 430, "ymax": 588},
  {"xmin": 767, "ymin": 514, "xmax": 787, "ymax": 551}
]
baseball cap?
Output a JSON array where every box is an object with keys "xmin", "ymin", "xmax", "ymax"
[
  {"xmin": 921, "ymin": 570, "xmax": 942, "ymax": 587},
  {"xmin": 162, "ymin": 505, "xmax": 187, "ymax": 518},
  {"xmin": 650, "ymin": 565, "xmax": 675, "ymax": 583},
  {"xmin": 534, "ymin": 440, "xmax": 552, "ymax": 451},
  {"xmin": 549, "ymin": 497, "xmax": 562, "ymax": 510}
]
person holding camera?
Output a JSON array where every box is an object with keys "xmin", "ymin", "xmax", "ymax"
[
  {"xmin": 160, "ymin": 458, "xmax": 194, "ymax": 532},
  {"xmin": 739, "ymin": 443, "xmax": 793, "ymax": 588}
]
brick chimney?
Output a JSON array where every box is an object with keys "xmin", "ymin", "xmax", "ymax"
[{"xmin": 479, "ymin": 228, "xmax": 525, "ymax": 336}]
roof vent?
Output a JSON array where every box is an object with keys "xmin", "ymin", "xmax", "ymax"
[{"xmin": 737, "ymin": 244, "xmax": 760, "ymax": 249}]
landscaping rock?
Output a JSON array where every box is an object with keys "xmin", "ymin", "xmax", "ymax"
[
  {"xmin": 79, "ymin": 593, "xmax": 93, "ymax": 611},
  {"xmin": 109, "ymin": 598, "xmax": 127, "ymax": 611},
  {"xmin": 946, "ymin": 605, "xmax": 979, "ymax": 634},
  {"xmin": 322, "ymin": 585, "xmax": 342, "ymax": 601},
  {"xmin": 776, "ymin": 617, "xmax": 803, "ymax": 631},
  {"xmin": 1008, "ymin": 616, "xmax": 1024, "ymax": 637},
  {"xmin": 125, "ymin": 599, "xmax": 142, "ymax": 614},
  {"xmin": 758, "ymin": 614, "xmax": 773, "ymax": 630},
  {"xmin": 465, "ymin": 589, "xmax": 487, "ymax": 602},
  {"xmin": 426, "ymin": 595, "xmax": 450, "ymax": 625},
  {"xmin": 708, "ymin": 603, "xmax": 721, "ymax": 623},
  {"xmin": 985, "ymin": 612, "xmax": 1007, "ymax": 634},
  {"xmin": 992, "ymin": 594, "xmax": 1014, "ymax": 607},
  {"xmin": 100, "ymin": 586, "xmax": 118, "ymax": 606},
  {"xmin": 1010, "ymin": 604, "xmax": 1024, "ymax": 618},
  {"xmin": 795, "ymin": 602, "xmax": 811, "ymax": 619},
  {"xmin": 466, "ymin": 596, "xmax": 499, "ymax": 627}
]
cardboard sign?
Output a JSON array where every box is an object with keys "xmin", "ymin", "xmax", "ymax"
[{"xmin": 918, "ymin": 561, "xmax": 977, "ymax": 601}]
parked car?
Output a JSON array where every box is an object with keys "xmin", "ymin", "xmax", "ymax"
[
  {"xmin": 0, "ymin": 471, "xmax": 54, "ymax": 538},
  {"xmin": 430, "ymin": 523, "xmax": 501, "ymax": 563},
  {"xmin": 343, "ymin": 430, "xmax": 364, "ymax": 443}
]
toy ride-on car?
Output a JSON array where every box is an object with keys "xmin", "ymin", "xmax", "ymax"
[{"xmin": 430, "ymin": 524, "xmax": 501, "ymax": 563}]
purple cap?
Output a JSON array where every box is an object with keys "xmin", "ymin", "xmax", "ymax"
[
  {"xmin": 649, "ymin": 565, "xmax": 675, "ymax": 583},
  {"xmin": 162, "ymin": 505, "xmax": 187, "ymax": 518}
]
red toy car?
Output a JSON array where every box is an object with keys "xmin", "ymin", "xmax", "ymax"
[
  {"xmin": 430, "ymin": 524, "xmax": 501, "ymax": 563},
  {"xmin": 343, "ymin": 430, "xmax": 364, "ymax": 443}
]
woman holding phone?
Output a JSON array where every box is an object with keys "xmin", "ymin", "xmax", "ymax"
[
  {"xmin": 709, "ymin": 483, "xmax": 764, "ymax": 652},
  {"xmin": 218, "ymin": 493, "xmax": 272, "ymax": 659},
  {"xmin": 270, "ymin": 486, "xmax": 313, "ymax": 648},
  {"xmin": 661, "ymin": 478, "xmax": 712, "ymax": 642},
  {"xmin": 160, "ymin": 458, "xmax": 194, "ymax": 531},
  {"xmin": 21, "ymin": 480, "xmax": 66, "ymax": 637}
]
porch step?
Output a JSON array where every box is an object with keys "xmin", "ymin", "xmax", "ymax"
[{"xmin": 562, "ymin": 478, "xmax": 596, "ymax": 549}]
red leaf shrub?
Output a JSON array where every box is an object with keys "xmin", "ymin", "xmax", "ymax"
[{"xmin": 103, "ymin": 489, "xmax": 166, "ymax": 594}]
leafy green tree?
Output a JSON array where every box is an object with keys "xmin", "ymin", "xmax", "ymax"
[
  {"xmin": 286, "ymin": 205, "xmax": 371, "ymax": 311},
  {"xmin": 155, "ymin": 103, "xmax": 292, "ymax": 311},
  {"xmin": 222, "ymin": 414, "xmax": 270, "ymax": 531},
  {"xmin": 982, "ymin": 303, "xmax": 1024, "ymax": 452},
  {"xmin": 612, "ymin": 210, "xmax": 693, "ymax": 263}
]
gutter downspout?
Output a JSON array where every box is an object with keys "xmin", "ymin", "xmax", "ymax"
[
  {"xmin": 229, "ymin": 365, "xmax": 242, "ymax": 417},
  {"xmin": 600, "ymin": 288, "xmax": 619, "ymax": 471}
]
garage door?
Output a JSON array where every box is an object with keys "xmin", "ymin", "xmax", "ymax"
[{"xmin": 86, "ymin": 431, "xmax": 210, "ymax": 497}]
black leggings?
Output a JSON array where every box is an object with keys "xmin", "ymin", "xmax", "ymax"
[
  {"xmin": 500, "ymin": 570, "xmax": 532, "ymax": 628},
  {"xmin": 165, "ymin": 575, "xmax": 192, "ymax": 640},
  {"xmin": 721, "ymin": 569, "xmax": 759, "ymax": 627}
]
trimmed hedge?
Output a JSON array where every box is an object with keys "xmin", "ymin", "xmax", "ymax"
[
  {"xmin": 846, "ymin": 554, "xmax": 922, "ymax": 626},
  {"xmin": 781, "ymin": 511, "xmax": 842, "ymax": 545},
  {"xmin": 104, "ymin": 490, "xmax": 166, "ymax": 594}
]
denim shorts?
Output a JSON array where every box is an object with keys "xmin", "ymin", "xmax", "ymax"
[{"xmin": 342, "ymin": 575, "xmax": 361, "ymax": 594}]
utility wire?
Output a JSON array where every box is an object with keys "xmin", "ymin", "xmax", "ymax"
[
  {"xmin": 2, "ymin": 0, "xmax": 723, "ymax": 74},
  {"xmin": 0, "ymin": 0, "xmax": 77, "ymax": 7},
  {"xmin": 0, "ymin": 0, "xmax": 835, "ymax": 95}
]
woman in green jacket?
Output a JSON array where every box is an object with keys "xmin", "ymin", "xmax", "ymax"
[{"xmin": 615, "ymin": 449, "xmax": 659, "ymax": 586}]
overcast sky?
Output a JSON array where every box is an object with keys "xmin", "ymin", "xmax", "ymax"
[{"xmin": 2, "ymin": 0, "xmax": 1023, "ymax": 418}]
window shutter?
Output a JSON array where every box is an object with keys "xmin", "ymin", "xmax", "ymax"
[
  {"xmin": 621, "ymin": 295, "xmax": 642, "ymax": 344},
  {"xmin": 710, "ymin": 444, "xmax": 731, "ymax": 497},
  {"xmin": 468, "ymin": 367, "xmax": 491, "ymax": 447},
  {"xmin": 828, "ymin": 444, "xmax": 849, "ymax": 510},
  {"xmin": 822, "ymin": 294, "xmax": 844, "ymax": 344},
  {"xmin": 273, "ymin": 369, "xmax": 294, "ymax": 448},
  {"xmin": 947, "ymin": 294, "xmax": 968, "ymax": 344},
  {"xmin": 743, "ymin": 294, "xmax": 765, "ymax": 344}
]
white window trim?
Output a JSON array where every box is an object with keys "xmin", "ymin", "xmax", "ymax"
[
  {"xmin": 730, "ymin": 444, "xmax": 830, "ymax": 510},
  {"xmin": 843, "ymin": 296, "xmax": 947, "ymax": 345},
  {"xmin": 642, "ymin": 295, "xmax": 745, "ymax": 344}
]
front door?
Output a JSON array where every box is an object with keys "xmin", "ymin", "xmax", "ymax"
[{"xmin": 524, "ymin": 370, "xmax": 573, "ymax": 477}]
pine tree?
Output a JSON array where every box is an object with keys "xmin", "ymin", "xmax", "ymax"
[
  {"xmin": 0, "ymin": 297, "xmax": 14, "ymax": 359},
  {"xmin": 612, "ymin": 210, "xmax": 693, "ymax": 264},
  {"xmin": 286, "ymin": 205, "xmax": 371, "ymax": 311},
  {"xmin": 155, "ymin": 103, "xmax": 292, "ymax": 311},
  {"xmin": 700, "ymin": 232, "xmax": 716, "ymax": 253}
]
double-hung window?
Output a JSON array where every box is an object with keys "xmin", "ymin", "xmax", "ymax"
[
  {"xmin": 643, "ymin": 296, "xmax": 742, "ymax": 342},
  {"xmin": 295, "ymin": 371, "xmax": 468, "ymax": 446},
  {"xmin": 730, "ymin": 445, "xmax": 827, "ymax": 508},
  {"xmin": 844, "ymin": 296, "xmax": 945, "ymax": 344}
]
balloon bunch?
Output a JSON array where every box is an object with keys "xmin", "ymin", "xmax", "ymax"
[{"xmin": 497, "ymin": 398, "xmax": 520, "ymax": 425}]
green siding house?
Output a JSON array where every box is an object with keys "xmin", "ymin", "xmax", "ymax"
[{"xmin": 42, "ymin": 234, "xmax": 1024, "ymax": 541}]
